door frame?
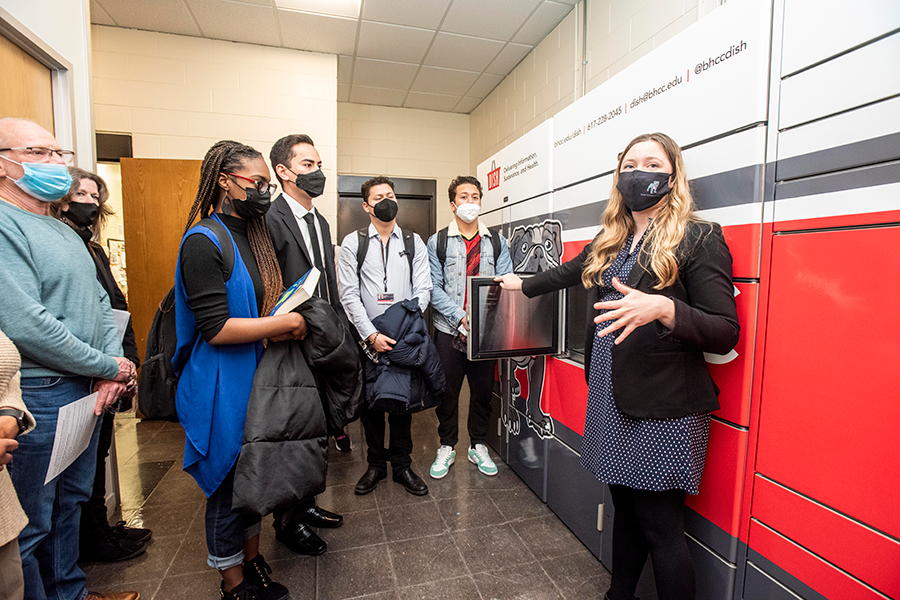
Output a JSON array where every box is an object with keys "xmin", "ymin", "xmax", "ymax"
[{"xmin": 0, "ymin": 7, "xmax": 76, "ymax": 154}]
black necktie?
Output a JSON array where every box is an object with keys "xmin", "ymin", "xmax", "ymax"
[{"xmin": 303, "ymin": 212, "xmax": 328, "ymax": 301}]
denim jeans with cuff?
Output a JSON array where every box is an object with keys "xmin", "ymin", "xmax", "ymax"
[{"xmin": 204, "ymin": 466, "xmax": 261, "ymax": 570}]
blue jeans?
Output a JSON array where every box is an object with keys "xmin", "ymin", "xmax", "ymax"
[
  {"xmin": 10, "ymin": 376, "xmax": 100, "ymax": 600},
  {"xmin": 204, "ymin": 466, "xmax": 261, "ymax": 570}
]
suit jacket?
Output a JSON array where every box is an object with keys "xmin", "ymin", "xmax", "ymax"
[
  {"xmin": 522, "ymin": 220, "xmax": 739, "ymax": 419},
  {"xmin": 266, "ymin": 193, "xmax": 345, "ymax": 321}
]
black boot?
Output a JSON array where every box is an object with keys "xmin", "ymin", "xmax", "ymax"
[
  {"xmin": 242, "ymin": 555, "xmax": 289, "ymax": 600},
  {"xmin": 80, "ymin": 530, "xmax": 145, "ymax": 563},
  {"xmin": 220, "ymin": 579, "xmax": 259, "ymax": 600}
]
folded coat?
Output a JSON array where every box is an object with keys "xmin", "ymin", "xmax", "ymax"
[
  {"xmin": 366, "ymin": 298, "xmax": 445, "ymax": 414},
  {"xmin": 233, "ymin": 297, "xmax": 362, "ymax": 515}
]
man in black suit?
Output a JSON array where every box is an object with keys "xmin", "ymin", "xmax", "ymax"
[{"xmin": 265, "ymin": 134, "xmax": 346, "ymax": 555}]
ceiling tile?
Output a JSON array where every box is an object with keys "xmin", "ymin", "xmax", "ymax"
[
  {"xmin": 349, "ymin": 85, "xmax": 407, "ymax": 107},
  {"xmin": 423, "ymin": 32, "xmax": 504, "ymax": 72},
  {"xmin": 411, "ymin": 66, "xmax": 478, "ymax": 96},
  {"xmin": 554, "ymin": 0, "xmax": 578, "ymax": 3},
  {"xmin": 91, "ymin": 1, "xmax": 117, "ymax": 26},
  {"xmin": 186, "ymin": 0, "xmax": 279, "ymax": 45},
  {"xmin": 441, "ymin": 0, "xmax": 541, "ymax": 41},
  {"xmin": 362, "ymin": 0, "xmax": 452, "ymax": 29},
  {"xmin": 352, "ymin": 58, "xmax": 418, "ymax": 89},
  {"xmin": 275, "ymin": 0, "xmax": 361, "ymax": 18},
  {"xmin": 454, "ymin": 96, "xmax": 482, "ymax": 114},
  {"xmin": 404, "ymin": 91, "xmax": 461, "ymax": 112},
  {"xmin": 485, "ymin": 43, "xmax": 532, "ymax": 75},
  {"xmin": 338, "ymin": 56, "xmax": 353, "ymax": 84},
  {"xmin": 357, "ymin": 21, "xmax": 434, "ymax": 64},
  {"xmin": 278, "ymin": 10, "xmax": 358, "ymax": 55},
  {"xmin": 96, "ymin": 0, "xmax": 201, "ymax": 36},
  {"xmin": 467, "ymin": 73, "xmax": 504, "ymax": 98},
  {"xmin": 338, "ymin": 83, "xmax": 351, "ymax": 102},
  {"xmin": 514, "ymin": 1, "xmax": 574, "ymax": 46}
]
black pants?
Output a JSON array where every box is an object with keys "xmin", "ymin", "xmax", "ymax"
[
  {"xmin": 434, "ymin": 330, "xmax": 495, "ymax": 448},
  {"xmin": 360, "ymin": 405, "xmax": 412, "ymax": 472},
  {"xmin": 606, "ymin": 485, "xmax": 695, "ymax": 600},
  {"xmin": 80, "ymin": 411, "xmax": 115, "ymax": 546}
]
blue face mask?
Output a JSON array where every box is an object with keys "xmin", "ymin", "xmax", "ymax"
[{"xmin": 0, "ymin": 155, "xmax": 72, "ymax": 202}]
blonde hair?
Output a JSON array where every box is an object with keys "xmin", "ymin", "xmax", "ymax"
[{"xmin": 581, "ymin": 132, "xmax": 700, "ymax": 290}]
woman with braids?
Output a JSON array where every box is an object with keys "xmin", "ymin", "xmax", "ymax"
[
  {"xmin": 172, "ymin": 140, "xmax": 302, "ymax": 600},
  {"xmin": 497, "ymin": 132, "xmax": 739, "ymax": 600}
]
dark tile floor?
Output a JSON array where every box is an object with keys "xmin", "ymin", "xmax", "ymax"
[{"xmin": 85, "ymin": 386, "xmax": 612, "ymax": 599}]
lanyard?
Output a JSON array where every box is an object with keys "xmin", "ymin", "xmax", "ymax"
[{"xmin": 380, "ymin": 235, "xmax": 391, "ymax": 292}]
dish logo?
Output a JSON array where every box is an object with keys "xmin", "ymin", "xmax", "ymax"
[{"xmin": 487, "ymin": 160, "xmax": 500, "ymax": 190}]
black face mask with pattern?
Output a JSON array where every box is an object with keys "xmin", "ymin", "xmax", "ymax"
[{"xmin": 616, "ymin": 170, "xmax": 672, "ymax": 212}]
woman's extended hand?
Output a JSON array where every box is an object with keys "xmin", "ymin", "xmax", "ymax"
[
  {"xmin": 594, "ymin": 277, "xmax": 675, "ymax": 344},
  {"xmin": 495, "ymin": 273, "xmax": 523, "ymax": 290}
]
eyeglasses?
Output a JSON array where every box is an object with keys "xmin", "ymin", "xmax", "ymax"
[
  {"xmin": 0, "ymin": 147, "xmax": 75, "ymax": 164},
  {"xmin": 223, "ymin": 172, "xmax": 277, "ymax": 195}
]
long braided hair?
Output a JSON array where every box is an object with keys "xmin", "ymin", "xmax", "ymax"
[{"xmin": 184, "ymin": 140, "xmax": 284, "ymax": 316}]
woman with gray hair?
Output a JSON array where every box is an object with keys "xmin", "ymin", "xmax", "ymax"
[{"xmin": 53, "ymin": 169, "xmax": 152, "ymax": 562}]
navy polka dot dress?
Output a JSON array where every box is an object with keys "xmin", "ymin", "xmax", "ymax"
[{"xmin": 580, "ymin": 235, "xmax": 710, "ymax": 495}]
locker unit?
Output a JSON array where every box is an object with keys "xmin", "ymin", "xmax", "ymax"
[{"xmin": 470, "ymin": 0, "xmax": 900, "ymax": 598}]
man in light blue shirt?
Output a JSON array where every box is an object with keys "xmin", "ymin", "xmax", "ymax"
[
  {"xmin": 426, "ymin": 176, "xmax": 513, "ymax": 480},
  {"xmin": 338, "ymin": 176, "xmax": 432, "ymax": 496}
]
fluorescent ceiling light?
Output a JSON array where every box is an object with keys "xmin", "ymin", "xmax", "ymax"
[{"xmin": 275, "ymin": 0, "xmax": 361, "ymax": 19}]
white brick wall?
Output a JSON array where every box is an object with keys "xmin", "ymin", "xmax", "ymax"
[
  {"xmin": 337, "ymin": 103, "xmax": 470, "ymax": 229},
  {"xmin": 91, "ymin": 25, "xmax": 339, "ymax": 227},
  {"xmin": 470, "ymin": 0, "xmax": 721, "ymax": 171}
]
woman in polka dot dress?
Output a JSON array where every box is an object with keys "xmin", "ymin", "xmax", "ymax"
[{"xmin": 497, "ymin": 132, "xmax": 739, "ymax": 600}]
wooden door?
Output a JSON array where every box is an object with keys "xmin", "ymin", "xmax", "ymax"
[
  {"xmin": 121, "ymin": 158, "xmax": 201, "ymax": 362},
  {"xmin": 0, "ymin": 33, "xmax": 54, "ymax": 132}
]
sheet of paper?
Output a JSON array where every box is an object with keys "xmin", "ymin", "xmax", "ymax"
[
  {"xmin": 112, "ymin": 309, "xmax": 130, "ymax": 344},
  {"xmin": 44, "ymin": 393, "xmax": 99, "ymax": 485}
]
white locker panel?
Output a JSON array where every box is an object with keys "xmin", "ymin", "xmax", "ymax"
[
  {"xmin": 776, "ymin": 96, "xmax": 900, "ymax": 180},
  {"xmin": 779, "ymin": 32, "xmax": 900, "ymax": 130},
  {"xmin": 781, "ymin": 0, "xmax": 900, "ymax": 77},
  {"xmin": 476, "ymin": 120, "xmax": 553, "ymax": 213}
]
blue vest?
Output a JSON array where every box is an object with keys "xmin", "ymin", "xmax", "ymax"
[{"xmin": 172, "ymin": 214, "xmax": 262, "ymax": 497}]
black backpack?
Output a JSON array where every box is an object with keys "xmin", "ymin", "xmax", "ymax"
[
  {"xmin": 138, "ymin": 219, "xmax": 233, "ymax": 421},
  {"xmin": 356, "ymin": 226, "xmax": 416, "ymax": 285},
  {"xmin": 435, "ymin": 226, "xmax": 502, "ymax": 269}
]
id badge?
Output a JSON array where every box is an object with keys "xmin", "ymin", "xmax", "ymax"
[{"xmin": 377, "ymin": 293, "xmax": 394, "ymax": 305}]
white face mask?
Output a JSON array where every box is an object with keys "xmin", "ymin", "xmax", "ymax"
[{"xmin": 455, "ymin": 202, "xmax": 480, "ymax": 224}]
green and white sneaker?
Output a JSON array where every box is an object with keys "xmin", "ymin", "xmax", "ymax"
[
  {"xmin": 468, "ymin": 444, "xmax": 498, "ymax": 476},
  {"xmin": 430, "ymin": 445, "xmax": 456, "ymax": 479}
]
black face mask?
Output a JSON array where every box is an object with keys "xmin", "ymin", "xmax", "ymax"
[
  {"xmin": 292, "ymin": 168, "xmax": 326, "ymax": 198},
  {"xmin": 370, "ymin": 197, "xmax": 398, "ymax": 222},
  {"xmin": 64, "ymin": 202, "xmax": 99, "ymax": 228},
  {"xmin": 231, "ymin": 187, "xmax": 272, "ymax": 220},
  {"xmin": 616, "ymin": 170, "xmax": 672, "ymax": 212}
]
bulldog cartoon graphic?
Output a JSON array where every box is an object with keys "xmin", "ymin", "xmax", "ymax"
[{"xmin": 503, "ymin": 219, "xmax": 564, "ymax": 440}]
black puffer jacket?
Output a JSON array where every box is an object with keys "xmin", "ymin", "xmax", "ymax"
[
  {"xmin": 232, "ymin": 339, "xmax": 326, "ymax": 516},
  {"xmin": 233, "ymin": 297, "xmax": 363, "ymax": 515},
  {"xmin": 299, "ymin": 296, "xmax": 364, "ymax": 431},
  {"xmin": 366, "ymin": 298, "xmax": 445, "ymax": 414}
]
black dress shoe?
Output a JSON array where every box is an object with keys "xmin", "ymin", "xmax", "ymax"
[
  {"xmin": 109, "ymin": 521, "xmax": 153, "ymax": 544},
  {"xmin": 274, "ymin": 522, "xmax": 327, "ymax": 556},
  {"xmin": 355, "ymin": 467, "xmax": 386, "ymax": 495},
  {"xmin": 393, "ymin": 467, "xmax": 428, "ymax": 496},
  {"xmin": 303, "ymin": 505, "xmax": 343, "ymax": 529}
]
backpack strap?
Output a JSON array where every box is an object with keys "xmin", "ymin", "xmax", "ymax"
[
  {"xmin": 489, "ymin": 229, "xmax": 501, "ymax": 265},
  {"xmin": 198, "ymin": 217, "xmax": 236, "ymax": 281},
  {"xmin": 436, "ymin": 227, "xmax": 449, "ymax": 268},
  {"xmin": 401, "ymin": 230, "xmax": 415, "ymax": 286},
  {"xmin": 356, "ymin": 227, "xmax": 369, "ymax": 280},
  {"xmin": 357, "ymin": 226, "xmax": 415, "ymax": 286}
]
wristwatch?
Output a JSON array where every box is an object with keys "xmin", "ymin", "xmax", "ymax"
[{"xmin": 0, "ymin": 408, "xmax": 27, "ymax": 436}]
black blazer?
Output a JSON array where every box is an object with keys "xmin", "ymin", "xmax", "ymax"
[
  {"xmin": 522, "ymin": 221, "xmax": 739, "ymax": 419},
  {"xmin": 266, "ymin": 193, "xmax": 346, "ymax": 322}
]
